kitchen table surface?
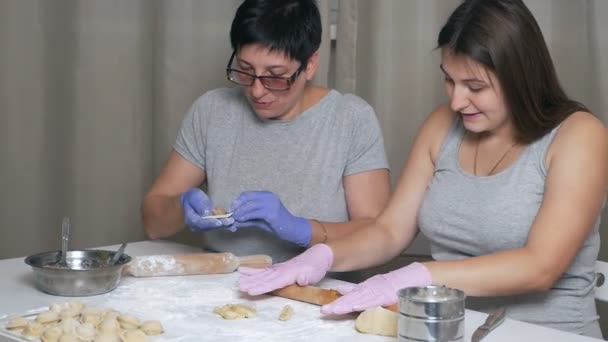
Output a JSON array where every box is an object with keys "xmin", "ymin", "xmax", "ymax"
[{"xmin": 0, "ymin": 240, "xmax": 601, "ymax": 341}]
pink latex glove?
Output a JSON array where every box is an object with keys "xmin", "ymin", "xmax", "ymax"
[
  {"xmin": 239, "ymin": 244, "xmax": 333, "ymax": 296},
  {"xmin": 321, "ymin": 262, "xmax": 432, "ymax": 315}
]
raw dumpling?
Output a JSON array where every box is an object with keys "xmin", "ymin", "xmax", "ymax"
[
  {"xmin": 23, "ymin": 322, "xmax": 45, "ymax": 338},
  {"xmin": 278, "ymin": 305, "xmax": 294, "ymax": 321},
  {"xmin": 5, "ymin": 316, "xmax": 28, "ymax": 330},
  {"xmin": 97, "ymin": 318, "xmax": 121, "ymax": 334},
  {"xmin": 140, "ymin": 320, "xmax": 164, "ymax": 335},
  {"xmin": 213, "ymin": 304, "xmax": 257, "ymax": 320},
  {"xmin": 36, "ymin": 310, "xmax": 60, "ymax": 324},
  {"xmin": 41, "ymin": 326, "xmax": 63, "ymax": 342},
  {"xmin": 117, "ymin": 314, "xmax": 140, "ymax": 329},
  {"xmin": 58, "ymin": 317, "xmax": 80, "ymax": 334},
  {"xmin": 75, "ymin": 322, "xmax": 96, "ymax": 340},
  {"xmin": 120, "ymin": 329, "xmax": 147, "ymax": 342}
]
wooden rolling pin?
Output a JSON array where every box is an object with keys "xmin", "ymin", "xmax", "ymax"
[
  {"xmin": 271, "ymin": 284, "xmax": 398, "ymax": 312},
  {"xmin": 123, "ymin": 253, "xmax": 272, "ymax": 277}
]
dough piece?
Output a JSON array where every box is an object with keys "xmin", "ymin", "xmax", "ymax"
[
  {"xmin": 355, "ymin": 307, "xmax": 398, "ymax": 337},
  {"xmin": 5, "ymin": 316, "xmax": 29, "ymax": 330},
  {"xmin": 213, "ymin": 304, "xmax": 257, "ymax": 320},
  {"xmin": 120, "ymin": 329, "xmax": 148, "ymax": 342},
  {"xmin": 98, "ymin": 318, "xmax": 121, "ymax": 334},
  {"xmin": 117, "ymin": 314, "xmax": 141, "ymax": 329},
  {"xmin": 36, "ymin": 310, "xmax": 60, "ymax": 324},
  {"xmin": 140, "ymin": 320, "xmax": 164, "ymax": 335},
  {"xmin": 41, "ymin": 326, "xmax": 63, "ymax": 342},
  {"xmin": 23, "ymin": 322, "xmax": 45, "ymax": 338},
  {"xmin": 75, "ymin": 322, "xmax": 96, "ymax": 340},
  {"xmin": 278, "ymin": 305, "xmax": 294, "ymax": 321},
  {"xmin": 94, "ymin": 333, "xmax": 122, "ymax": 342}
]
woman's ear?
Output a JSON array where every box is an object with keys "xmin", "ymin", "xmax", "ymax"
[{"xmin": 304, "ymin": 50, "xmax": 320, "ymax": 81}]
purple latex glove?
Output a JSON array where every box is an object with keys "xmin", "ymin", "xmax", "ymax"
[
  {"xmin": 321, "ymin": 263, "xmax": 433, "ymax": 315},
  {"xmin": 181, "ymin": 188, "xmax": 234, "ymax": 232},
  {"xmin": 239, "ymin": 243, "xmax": 333, "ymax": 295},
  {"xmin": 229, "ymin": 191, "xmax": 312, "ymax": 247}
]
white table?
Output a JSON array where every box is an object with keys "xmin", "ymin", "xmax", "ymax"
[{"xmin": 0, "ymin": 240, "xmax": 601, "ymax": 341}]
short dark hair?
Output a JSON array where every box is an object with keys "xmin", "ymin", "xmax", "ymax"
[
  {"xmin": 230, "ymin": 0, "xmax": 322, "ymax": 66},
  {"xmin": 438, "ymin": 0, "xmax": 589, "ymax": 143}
]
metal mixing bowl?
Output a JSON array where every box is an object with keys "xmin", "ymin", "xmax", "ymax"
[{"xmin": 24, "ymin": 249, "xmax": 131, "ymax": 296}]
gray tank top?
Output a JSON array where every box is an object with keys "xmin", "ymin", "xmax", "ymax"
[{"xmin": 418, "ymin": 117, "xmax": 601, "ymax": 337}]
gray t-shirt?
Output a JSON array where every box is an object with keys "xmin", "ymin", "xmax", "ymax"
[
  {"xmin": 418, "ymin": 117, "xmax": 601, "ymax": 338},
  {"xmin": 174, "ymin": 87, "xmax": 389, "ymax": 262}
]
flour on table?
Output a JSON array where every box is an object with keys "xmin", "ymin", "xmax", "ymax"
[
  {"xmin": 86, "ymin": 273, "xmax": 392, "ymax": 342},
  {"xmin": 129, "ymin": 255, "xmax": 184, "ymax": 277}
]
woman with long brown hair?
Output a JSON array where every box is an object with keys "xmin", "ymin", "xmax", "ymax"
[{"xmin": 239, "ymin": 0, "xmax": 608, "ymax": 337}]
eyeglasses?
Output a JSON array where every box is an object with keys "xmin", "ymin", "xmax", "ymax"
[{"xmin": 225, "ymin": 50, "xmax": 306, "ymax": 91}]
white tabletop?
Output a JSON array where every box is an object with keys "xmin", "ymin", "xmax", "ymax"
[{"xmin": 0, "ymin": 240, "xmax": 601, "ymax": 341}]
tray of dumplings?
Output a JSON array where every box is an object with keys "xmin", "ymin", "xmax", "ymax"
[{"xmin": 0, "ymin": 300, "xmax": 164, "ymax": 342}]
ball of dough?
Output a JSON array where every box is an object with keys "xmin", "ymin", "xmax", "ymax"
[
  {"xmin": 355, "ymin": 306, "xmax": 398, "ymax": 337},
  {"xmin": 140, "ymin": 320, "xmax": 164, "ymax": 335}
]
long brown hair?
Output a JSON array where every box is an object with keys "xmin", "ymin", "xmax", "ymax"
[{"xmin": 437, "ymin": 0, "xmax": 588, "ymax": 143}]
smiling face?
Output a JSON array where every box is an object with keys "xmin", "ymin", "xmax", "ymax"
[
  {"xmin": 232, "ymin": 43, "xmax": 318, "ymax": 121},
  {"xmin": 441, "ymin": 49, "xmax": 515, "ymax": 138}
]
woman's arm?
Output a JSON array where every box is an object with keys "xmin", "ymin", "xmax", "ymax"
[
  {"xmin": 308, "ymin": 169, "xmax": 390, "ymax": 245},
  {"xmin": 328, "ymin": 105, "xmax": 457, "ymax": 270},
  {"xmin": 142, "ymin": 150, "xmax": 206, "ymax": 239},
  {"xmin": 427, "ymin": 112, "xmax": 608, "ymax": 296}
]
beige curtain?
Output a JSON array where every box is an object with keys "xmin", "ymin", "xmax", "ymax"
[{"xmin": 0, "ymin": 0, "xmax": 331, "ymax": 259}]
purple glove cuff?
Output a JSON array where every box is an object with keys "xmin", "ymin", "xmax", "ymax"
[{"xmin": 291, "ymin": 216, "xmax": 313, "ymax": 247}]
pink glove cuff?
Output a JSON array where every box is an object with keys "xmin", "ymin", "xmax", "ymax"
[
  {"xmin": 386, "ymin": 262, "xmax": 433, "ymax": 291},
  {"xmin": 308, "ymin": 243, "xmax": 334, "ymax": 271}
]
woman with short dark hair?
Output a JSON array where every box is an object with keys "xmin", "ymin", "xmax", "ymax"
[{"xmin": 142, "ymin": 0, "xmax": 391, "ymax": 264}]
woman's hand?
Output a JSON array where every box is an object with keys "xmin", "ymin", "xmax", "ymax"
[
  {"xmin": 321, "ymin": 263, "xmax": 433, "ymax": 315},
  {"xmin": 230, "ymin": 191, "xmax": 312, "ymax": 246},
  {"xmin": 239, "ymin": 244, "xmax": 334, "ymax": 295}
]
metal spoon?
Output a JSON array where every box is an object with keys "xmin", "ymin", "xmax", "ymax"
[
  {"xmin": 109, "ymin": 242, "xmax": 128, "ymax": 265},
  {"xmin": 58, "ymin": 216, "xmax": 70, "ymax": 267}
]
